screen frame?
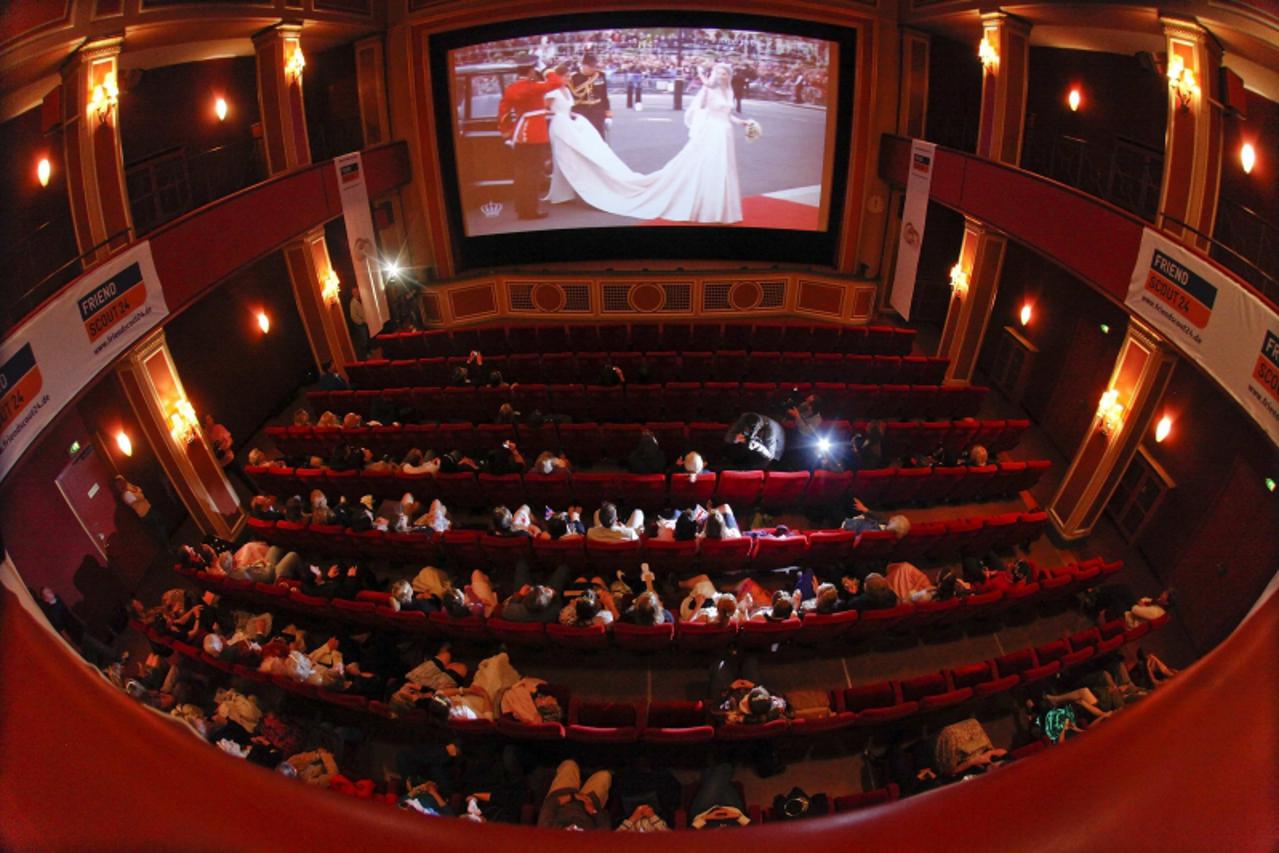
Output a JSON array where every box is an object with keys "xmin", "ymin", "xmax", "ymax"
[{"xmin": 428, "ymin": 10, "xmax": 858, "ymax": 272}]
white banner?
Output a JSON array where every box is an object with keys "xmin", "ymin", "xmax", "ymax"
[
  {"xmin": 0, "ymin": 242, "xmax": 168, "ymax": 482},
  {"xmin": 1126, "ymin": 227, "xmax": 1279, "ymax": 445},
  {"xmin": 334, "ymin": 152, "xmax": 391, "ymax": 337},
  {"xmin": 889, "ymin": 139, "xmax": 936, "ymax": 322}
]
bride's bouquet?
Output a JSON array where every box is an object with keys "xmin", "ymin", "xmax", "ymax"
[{"xmin": 743, "ymin": 119, "xmax": 763, "ymax": 141}]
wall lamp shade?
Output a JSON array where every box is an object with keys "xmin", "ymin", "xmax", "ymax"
[
  {"xmin": 285, "ymin": 47, "xmax": 306, "ymax": 83},
  {"xmin": 1154, "ymin": 415, "xmax": 1173, "ymax": 443},
  {"xmin": 115, "ymin": 431, "xmax": 133, "ymax": 457},
  {"xmin": 948, "ymin": 262, "xmax": 970, "ymax": 296},
  {"xmin": 37, "ymin": 157, "xmax": 51, "ymax": 187},
  {"xmin": 978, "ymin": 36, "xmax": 999, "ymax": 72},
  {"xmin": 1167, "ymin": 54, "xmax": 1199, "ymax": 109},
  {"xmin": 1068, "ymin": 88, "xmax": 1082, "ymax": 111},
  {"xmin": 87, "ymin": 71, "xmax": 119, "ymax": 124},
  {"xmin": 1097, "ymin": 389, "xmax": 1125, "ymax": 436},
  {"xmin": 321, "ymin": 270, "xmax": 341, "ymax": 305},
  {"xmin": 1019, "ymin": 303, "xmax": 1033, "ymax": 326},
  {"xmin": 215, "ymin": 97, "xmax": 228, "ymax": 121},
  {"xmin": 256, "ymin": 311, "xmax": 271, "ymax": 334},
  {"xmin": 1241, "ymin": 143, "xmax": 1256, "ymax": 175}
]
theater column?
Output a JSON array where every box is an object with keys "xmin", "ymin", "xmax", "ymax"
[
  {"xmin": 975, "ymin": 11, "xmax": 1032, "ymax": 166},
  {"xmin": 880, "ymin": 29, "xmax": 930, "ymax": 312},
  {"xmin": 253, "ymin": 22, "xmax": 310, "ymax": 175},
  {"xmin": 1156, "ymin": 18, "xmax": 1224, "ymax": 253},
  {"xmin": 1047, "ymin": 321, "xmax": 1177, "ymax": 541},
  {"xmin": 355, "ymin": 36, "xmax": 412, "ymax": 293},
  {"xmin": 115, "ymin": 331, "xmax": 244, "ymax": 540},
  {"xmin": 283, "ymin": 227, "xmax": 356, "ymax": 374},
  {"xmin": 937, "ymin": 219, "xmax": 1006, "ymax": 384},
  {"xmin": 61, "ymin": 36, "xmax": 133, "ymax": 267}
]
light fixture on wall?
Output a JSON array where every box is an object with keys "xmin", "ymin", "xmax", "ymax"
[
  {"xmin": 1067, "ymin": 88, "xmax": 1082, "ymax": 112},
  {"xmin": 36, "ymin": 157, "xmax": 51, "ymax": 187},
  {"xmin": 1154, "ymin": 415, "xmax": 1173, "ymax": 443},
  {"xmin": 256, "ymin": 310, "xmax": 271, "ymax": 334},
  {"xmin": 285, "ymin": 46, "xmax": 306, "ymax": 83},
  {"xmin": 321, "ymin": 269, "xmax": 341, "ymax": 305},
  {"xmin": 87, "ymin": 70, "xmax": 119, "ymax": 125},
  {"xmin": 978, "ymin": 35, "xmax": 999, "ymax": 72},
  {"xmin": 115, "ymin": 431, "xmax": 133, "ymax": 457},
  {"xmin": 383, "ymin": 260, "xmax": 402, "ymax": 280},
  {"xmin": 1166, "ymin": 54, "xmax": 1199, "ymax": 110},
  {"xmin": 1097, "ymin": 388, "xmax": 1126, "ymax": 436},
  {"xmin": 1240, "ymin": 142, "xmax": 1256, "ymax": 175},
  {"xmin": 1019, "ymin": 302, "xmax": 1033, "ymax": 326},
  {"xmin": 168, "ymin": 398, "xmax": 198, "ymax": 445},
  {"xmin": 215, "ymin": 96, "xmax": 228, "ymax": 121},
  {"xmin": 949, "ymin": 262, "xmax": 970, "ymax": 297}
]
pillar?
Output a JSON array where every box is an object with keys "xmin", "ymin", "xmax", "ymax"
[
  {"xmin": 253, "ymin": 22, "xmax": 310, "ymax": 175},
  {"xmin": 1156, "ymin": 18, "xmax": 1224, "ymax": 254},
  {"xmin": 937, "ymin": 219, "xmax": 1007, "ymax": 384},
  {"xmin": 975, "ymin": 11, "xmax": 1032, "ymax": 166},
  {"xmin": 283, "ymin": 227, "xmax": 356, "ymax": 374},
  {"xmin": 115, "ymin": 330, "xmax": 244, "ymax": 540},
  {"xmin": 354, "ymin": 35, "xmax": 412, "ymax": 294},
  {"xmin": 1048, "ymin": 320, "xmax": 1177, "ymax": 541},
  {"xmin": 60, "ymin": 36, "xmax": 133, "ymax": 267},
  {"xmin": 880, "ymin": 29, "xmax": 931, "ymax": 313}
]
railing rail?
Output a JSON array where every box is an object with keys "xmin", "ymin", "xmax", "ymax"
[
  {"xmin": 1022, "ymin": 132, "xmax": 1162, "ymax": 223},
  {"xmin": 2, "ymin": 228, "xmax": 133, "ymax": 338},
  {"xmin": 1162, "ymin": 211, "xmax": 1279, "ymax": 305},
  {"xmin": 125, "ymin": 138, "xmax": 266, "ymax": 236}
]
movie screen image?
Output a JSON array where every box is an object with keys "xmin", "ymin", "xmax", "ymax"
[{"xmin": 447, "ymin": 27, "xmax": 838, "ymax": 237}]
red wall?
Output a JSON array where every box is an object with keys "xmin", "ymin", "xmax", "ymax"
[
  {"xmin": 925, "ymin": 36, "xmax": 982, "ymax": 153},
  {"xmin": 1220, "ymin": 87, "xmax": 1279, "ymax": 224}
]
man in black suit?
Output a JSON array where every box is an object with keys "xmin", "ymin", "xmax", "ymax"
[{"xmin": 570, "ymin": 53, "xmax": 612, "ymax": 139}]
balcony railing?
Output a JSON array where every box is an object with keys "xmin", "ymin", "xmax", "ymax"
[
  {"xmin": 125, "ymin": 138, "xmax": 266, "ymax": 236},
  {"xmin": 1212, "ymin": 199, "xmax": 1279, "ymax": 304},
  {"xmin": 1021, "ymin": 133, "xmax": 1163, "ymax": 223}
]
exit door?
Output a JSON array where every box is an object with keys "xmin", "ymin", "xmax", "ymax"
[{"xmin": 54, "ymin": 443, "xmax": 118, "ymax": 562}]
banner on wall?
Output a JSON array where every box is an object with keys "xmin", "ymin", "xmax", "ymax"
[
  {"xmin": 0, "ymin": 242, "xmax": 168, "ymax": 482},
  {"xmin": 889, "ymin": 139, "xmax": 936, "ymax": 322},
  {"xmin": 334, "ymin": 153, "xmax": 391, "ymax": 337},
  {"xmin": 1126, "ymin": 227, "xmax": 1279, "ymax": 445}
]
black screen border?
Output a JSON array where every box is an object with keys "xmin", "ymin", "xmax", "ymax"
[{"xmin": 427, "ymin": 10, "xmax": 857, "ymax": 272}]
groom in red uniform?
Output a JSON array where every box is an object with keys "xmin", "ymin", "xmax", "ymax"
[{"xmin": 498, "ymin": 59, "xmax": 564, "ymax": 220}]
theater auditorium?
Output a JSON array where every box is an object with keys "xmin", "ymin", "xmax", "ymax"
[{"xmin": 1, "ymin": 0, "xmax": 1276, "ymax": 848}]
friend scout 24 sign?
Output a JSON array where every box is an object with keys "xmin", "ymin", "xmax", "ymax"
[
  {"xmin": 0, "ymin": 242, "xmax": 168, "ymax": 482},
  {"xmin": 1127, "ymin": 227, "xmax": 1279, "ymax": 445}
]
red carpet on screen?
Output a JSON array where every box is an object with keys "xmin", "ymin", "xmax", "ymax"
[{"xmin": 642, "ymin": 194, "xmax": 820, "ymax": 229}]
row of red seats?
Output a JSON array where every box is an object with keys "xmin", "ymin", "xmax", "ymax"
[
  {"xmin": 135, "ymin": 598, "xmax": 1160, "ymax": 744},
  {"xmin": 266, "ymin": 418, "xmax": 1029, "ymax": 466},
  {"xmin": 306, "ymin": 381, "xmax": 990, "ymax": 424},
  {"xmin": 245, "ymin": 510, "xmax": 1046, "ymax": 575},
  {"xmin": 375, "ymin": 321, "xmax": 915, "ymax": 359},
  {"xmin": 246, "ymin": 462, "xmax": 1051, "ymax": 515},
  {"xmin": 178, "ymin": 557, "xmax": 1119, "ymax": 654},
  {"xmin": 346, "ymin": 352, "xmax": 947, "ymax": 390}
]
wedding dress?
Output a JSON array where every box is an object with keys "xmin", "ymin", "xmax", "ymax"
[{"xmin": 545, "ymin": 84, "xmax": 743, "ymax": 224}]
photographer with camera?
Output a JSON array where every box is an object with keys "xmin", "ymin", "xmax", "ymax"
[{"xmin": 723, "ymin": 412, "xmax": 786, "ymax": 470}]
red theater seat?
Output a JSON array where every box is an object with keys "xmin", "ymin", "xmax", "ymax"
[
  {"xmin": 613, "ymin": 621, "xmax": 674, "ymax": 652},
  {"xmin": 567, "ymin": 699, "xmax": 639, "ymax": 743},
  {"xmin": 642, "ymin": 701, "xmax": 714, "ymax": 744}
]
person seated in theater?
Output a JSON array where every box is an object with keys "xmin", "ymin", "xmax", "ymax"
[
  {"xmin": 1026, "ymin": 694, "xmax": 1087, "ymax": 746},
  {"xmin": 249, "ymin": 494, "xmax": 286, "ymax": 521},
  {"xmin": 703, "ymin": 506, "xmax": 742, "ymax": 540},
  {"xmin": 246, "ymin": 448, "xmax": 288, "ymax": 469},
  {"xmin": 482, "ymin": 440, "xmax": 525, "ymax": 475},
  {"xmin": 785, "ymin": 393, "xmax": 825, "ymax": 467},
  {"xmin": 412, "ymin": 498, "xmax": 451, "ymax": 533},
  {"xmin": 538, "ymin": 506, "xmax": 585, "ymax": 540},
  {"xmin": 588, "ymin": 501, "xmax": 645, "ymax": 542},
  {"xmin": 676, "ymin": 450, "xmax": 707, "ymax": 482},
  {"xmin": 498, "ymin": 559, "xmax": 571, "ymax": 623},
  {"xmin": 621, "ymin": 568, "xmax": 674, "ymax": 626},
  {"xmin": 1131, "ymin": 648, "xmax": 1179, "ymax": 690},
  {"xmin": 303, "ymin": 490, "xmax": 333, "ymax": 526},
  {"xmin": 688, "ymin": 763, "xmax": 752, "ymax": 829},
  {"xmin": 450, "ymin": 364, "xmax": 474, "ymax": 386},
  {"xmin": 970, "ymin": 556, "xmax": 1036, "ymax": 593},
  {"xmin": 401, "ymin": 448, "xmax": 440, "ymax": 475},
  {"xmin": 530, "ymin": 449, "xmax": 571, "ymax": 476},
  {"xmin": 839, "ymin": 572, "xmax": 899, "ymax": 612},
  {"xmin": 486, "ymin": 369, "xmax": 510, "ymax": 390},
  {"xmin": 1091, "ymin": 584, "xmax": 1174, "ymax": 630},
  {"xmin": 316, "ymin": 410, "xmax": 341, "ymax": 428},
  {"xmin": 215, "ymin": 541, "xmax": 302, "ymax": 583},
  {"xmin": 933, "ymin": 718, "xmax": 1008, "ymax": 779},
  {"xmin": 326, "ymin": 442, "xmax": 362, "ymax": 471},
  {"xmin": 490, "ymin": 504, "xmax": 541, "ymax": 538},
  {"xmin": 597, "ymin": 360, "xmax": 626, "ymax": 387},
  {"xmin": 301, "ymin": 563, "xmax": 346, "ymax": 600},
  {"xmin": 281, "ymin": 495, "xmax": 309, "ymax": 524},
  {"xmin": 709, "ymin": 651, "xmax": 790, "ymax": 726},
  {"xmin": 627, "ymin": 429, "xmax": 666, "ymax": 474},
  {"xmin": 363, "ymin": 452, "xmax": 400, "ymax": 474},
  {"xmin": 748, "ymin": 589, "xmax": 799, "ymax": 622},
  {"xmin": 885, "ymin": 561, "xmax": 942, "ymax": 604},
  {"xmin": 558, "ymin": 586, "xmax": 620, "ymax": 628},
  {"xmin": 341, "ymin": 412, "xmax": 364, "ymax": 430},
  {"xmin": 437, "ymin": 448, "xmax": 480, "ymax": 474},
  {"xmin": 538, "ymin": 759, "xmax": 614, "ymax": 830},
  {"xmin": 723, "ymin": 412, "xmax": 786, "ymax": 469},
  {"xmin": 292, "ymin": 408, "xmax": 314, "ymax": 427},
  {"xmin": 315, "ymin": 362, "xmax": 351, "ymax": 392},
  {"xmin": 841, "ymin": 498, "xmax": 911, "ymax": 539},
  {"xmin": 962, "ymin": 444, "xmax": 989, "ymax": 467},
  {"xmin": 845, "ymin": 420, "xmax": 886, "ymax": 471}
]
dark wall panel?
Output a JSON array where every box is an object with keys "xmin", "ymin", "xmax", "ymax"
[{"xmin": 165, "ymin": 251, "xmax": 313, "ymax": 446}]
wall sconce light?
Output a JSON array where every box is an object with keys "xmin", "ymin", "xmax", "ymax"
[
  {"xmin": 1019, "ymin": 303, "xmax": 1033, "ymax": 326},
  {"xmin": 115, "ymin": 431, "xmax": 133, "ymax": 457},
  {"xmin": 1097, "ymin": 388, "xmax": 1126, "ymax": 436},
  {"xmin": 1154, "ymin": 415, "xmax": 1173, "ymax": 443},
  {"xmin": 285, "ymin": 46, "xmax": 306, "ymax": 84},
  {"xmin": 1240, "ymin": 142, "xmax": 1256, "ymax": 175},
  {"xmin": 1166, "ymin": 54, "xmax": 1199, "ymax": 110},
  {"xmin": 87, "ymin": 70, "xmax": 119, "ymax": 125},
  {"xmin": 321, "ymin": 270, "xmax": 341, "ymax": 305},
  {"xmin": 215, "ymin": 96, "xmax": 228, "ymax": 121},
  {"xmin": 949, "ymin": 262, "xmax": 970, "ymax": 297},
  {"xmin": 256, "ymin": 310, "xmax": 271, "ymax": 334},
  {"xmin": 168, "ymin": 399, "xmax": 198, "ymax": 445},
  {"xmin": 1068, "ymin": 88, "xmax": 1082, "ymax": 112},
  {"xmin": 383, "ymin": 260, "xmax": 402, "ymax": 280},
  {"xmin": 37, "ymin": 157, "xmax": 51, "ymax": 187},
  {"xmin": 978, "ymin": 35, "xmax": 1000, "ymax": 72}
]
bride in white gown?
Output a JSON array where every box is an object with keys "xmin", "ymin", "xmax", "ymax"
[{"xmin": 546, "ymin": 63, "xmax": 746, "ymax": 224}]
